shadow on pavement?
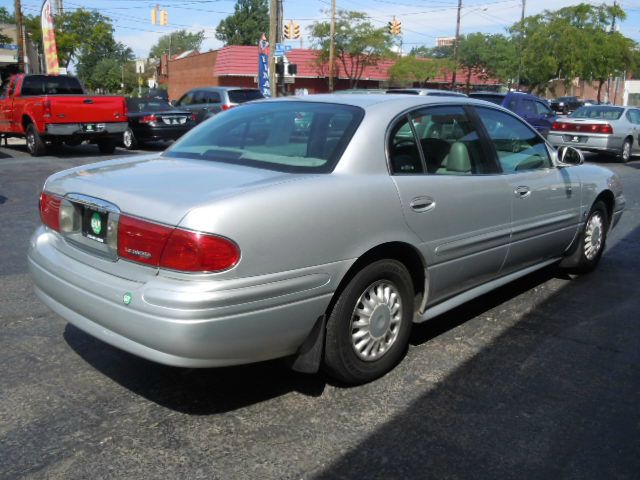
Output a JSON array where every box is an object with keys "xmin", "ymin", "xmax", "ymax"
[
  {"xmin": 314, "ymin": 225, "xmax": 640, "ymax": 479},
  {"xmin": 0, "ymin": 142, "xmax": 163, "ymax": 159},
  {"xmin": 64, "ymin": 324, "xmax": 327, "ymax": 414}
]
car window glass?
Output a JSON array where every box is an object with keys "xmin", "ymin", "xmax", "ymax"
[
  {"xmin": 535, "ymin": 101, "xmax": 552, "ymax": 115},
  {"xmin": 204, "ymin": 91, "xmax": 221, "ymax": 103},
  {"xmin": 388, "ymin": 116, "xmax": 424, "ymax": 174},
  {"xmin": 20, "ymin": 76, "xmax": 44, "ymax": 95},
  {"xmin": 475, "ymin": 107, "xmax": 552, "ymax": 173},
  {"xmin": 192, "ymin": 91, "xmax": 206, "ymax": 105},
  {"xmin": 522, "ymin": 100, "xmax": 536, "ymax": 115},
  {"xmin": 165, "ymin": 102, "xmax": 363, "ymax": 173},
  {"xmin": 628, "ymin": 109, "xmax": 640, "ymax": 124},
  {"xmin": 178, "ymin": 92, "xmax": 194, "ymax": 106},
  {"xmin": 408, "ymin": 106, "xmax": 492, "ymax": 175},
  {"xmin": 228, "ymin": 90, "xmax": 264, "ymax": 103}
]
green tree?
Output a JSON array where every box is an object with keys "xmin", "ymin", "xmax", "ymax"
[
  {"xmin": 584, "ymin": 31, "xmax": 634, "ymax": 103},
  {"xmin": 389, "ymin": 56, "xmax": 452, "ymax": 87},
  {"xmin": 310, "ymin": 10, "xmax": 394, "ymax": 88},
  {"xmin": 215, "ymin": 0, "xmax": 269, "ymax": 46},
  {"xmin": 410, "ymin": 45, "xmax": 453, "ymax": 59},
  {"xmin": 149, "ymin": 30, "xmax": 205, "ymax": 59},
  {"xmin": 0, "ymin": 7, "xmax": 13, "ymax": 44}
]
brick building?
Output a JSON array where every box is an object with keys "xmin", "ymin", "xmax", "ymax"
[{"xmin": 164, "ymin": 45, "xmax": 501, "ymax": 101}]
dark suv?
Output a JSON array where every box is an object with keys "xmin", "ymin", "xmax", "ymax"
[
  {"xmin": 469, "ymin": 91, "xmax": 557, "ymax": 137},
  {"xmin": 173, "ymin": 87, "xmax": 264, "ymax": 123},
  {"xmin": 549, "ymin": 96, "xmax": 583, "ymax": 115}
]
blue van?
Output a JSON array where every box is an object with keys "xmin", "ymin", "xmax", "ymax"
[{"xmin": 469, "ymin": 91, "xmax": 557, "ymax": 137}]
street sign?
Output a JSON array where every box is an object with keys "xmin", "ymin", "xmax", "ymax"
[
  {"xmin": 285, "ymin": 45, "xmax": 292, "ymax": 52},
  {"xmin": 275, "ymin": 43, "xmax": 285, "ymax": 57},
  {"xmin": 136, "ymin": 60, "xmax": 145, "ymax": 74}
]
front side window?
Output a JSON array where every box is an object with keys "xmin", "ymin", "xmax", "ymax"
[
  {"xmin": 410, "ymin": 106, "xmax": 493, "ymax": 175},
  {"xmin": 522, "ymin": 100, "xmax": 537, "ymax": 116},
  {"xmin": 476, "ymin": 107, "xmax": 552, "ymax": 173},
  {"xmin": 535, "ymin": 101, "xmax": 553, "ymax": 116},
  {"xmin": 165, "ymin": 102, "xmax": 363, "ymax": 173},
  {"xmin": 178, "ymin": 92, "xmax": 194, "ymax": 106}
]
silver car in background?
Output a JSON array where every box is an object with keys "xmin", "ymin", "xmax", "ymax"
[
  {"xmin": 29, "ymin": 95, "xmax": 625, "ymax": 385},
  {"xmin": 548, "ymin": 105, "xmax": 640, "ymax": 162}
]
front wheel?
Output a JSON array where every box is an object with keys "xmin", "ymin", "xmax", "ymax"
[
  {"xmin": 97, "ymin": 139, "xmax": 116, "ymax": 154},
  {"xmin": 561, "ymin": 201, "xmax": 609, "ymax": 274},
  {"xmin": 323, "ymin": 259, "xmax": 414, "ymax": 385}
]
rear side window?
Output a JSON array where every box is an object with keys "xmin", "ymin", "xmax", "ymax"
[
  {"xmin": 203, "ymin": 91, "xmax": 221, "ymax": 103},
  {"xmin": 476, "ymin": 107, "xmax": 551, "ymax": 173},
  {"xmin": 165, "ymin": 102, "xmax": 363, "ymax": 173},
  {"xmin": 21, "ymin": 76, "xmax": 83, "ymax": 95},
  {"xmin": 228, "ymin": 89, "xmax": 264, "ymax": 103}
]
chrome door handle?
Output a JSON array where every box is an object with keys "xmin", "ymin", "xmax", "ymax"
[
  {"xmin": 410, "ymin": 196, "xmax": 436, "ymax": 212},
  {"xmin": 514, "ymin": 186, "xmax": 531, "ymax": 198}
]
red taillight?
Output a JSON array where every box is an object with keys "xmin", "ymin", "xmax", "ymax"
[
  {"xmin": 551, "ymin": 122, "xmax": 612, "ymax": 134},
  {"xmin": 43, "ymin": 99, "xmax": 52, "ymax": 118},
  {"xmin": 190, "ymin": 113, "xmax": 197, "ymax": 122},
  {"xmin": 39, "ymin": 192, "xmax": 61, "ymax": 231},
  {"xmin": 221, "ymin": 104, "xmax": 233, "ymax": 111},
  {"xmin": 117, "ymin": 215, "xmax": 240, "ymax": 272},
  {"xmin": 117, "ymin": 215, "xmax": 172, "ymax": 266},
  {"xmin": 160, "ymin": 229, "xmax": 240, "ymax": 272},
  {"xmin": 141, "ymin": 114, "xmax": 157, "ymax": 124}
]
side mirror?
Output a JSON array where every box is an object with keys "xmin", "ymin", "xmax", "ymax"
[{"xmin": 557, "ymin": 145, "xmax": 584, "ymax": 166}]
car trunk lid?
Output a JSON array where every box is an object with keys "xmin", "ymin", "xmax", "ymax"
[{"xmin": 47, "ymin": 95, "xmax": 127, "ymax": 124}]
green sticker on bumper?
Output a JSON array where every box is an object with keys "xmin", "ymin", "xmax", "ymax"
[{"xmin": 123, "ymin": 292, "xmax": 132, "ymax": 305}]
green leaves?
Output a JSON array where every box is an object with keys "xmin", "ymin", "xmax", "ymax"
[
  {"xmin": 149, "ymin": 30, "xmax": 205, "ymax": 59},
  {"xmin": 215, "ymin": 0, "xmax": 269, "ymax": 46},
  {"xmin": 310, "ymin": 9, "xmax": 394, "ymax": 88},
  {"xmin": 389, "ymin": 56, "xmax": 452, "ymax": 87}
]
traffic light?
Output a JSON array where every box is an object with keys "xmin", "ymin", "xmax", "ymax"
[
  {"xmin": 283, "ymin": 21, "xmax": 301, "ymax": 40},
  {"xmin": 151, "ymin": 7, "xmax": 157, "ymax": 25},
  {"xmin": 159, "ymin": 9, "xmax": 168, "ymax": 26},
  {"xmin": 388, "ymin": 17, "xmax": 401, "ymax": 36}
]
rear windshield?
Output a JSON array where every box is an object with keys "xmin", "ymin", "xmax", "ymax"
[
  {"xmin": 20, "ymin": 75, "xmax": 84, "ymax": 95},
  {"xmin": 387, "ymin": 90, "xmax": 420, "ymax": 95},
  {"xmin": 469, "ymin": 94, "xmax": 505, "ymax": 105},
  {"xmin": 570, "ymin": 106, "xmax": 623, "ymax": 120},
  {"xmin": 164, "ymin": 102, "xmax": 364, "ymax": 173},
  {"xmin": 557, "ymin": 97, "xmax": 576, "ymax": 102},
  {"xmin": 227, "ymin": 89, "xmax": 264, "ymax": 104},
  {"xmin": 127, "ymin": 98, "xmax": 173, "ymax": 112}
]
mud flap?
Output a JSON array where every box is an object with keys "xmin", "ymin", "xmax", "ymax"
[{"xmin": 288, "ymin": 315, "xmax": 326, "ymax": 374}]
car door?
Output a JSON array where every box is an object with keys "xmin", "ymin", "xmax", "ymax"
[
  {"xmin": 520, "ymin": 98, "xmax": 545, "ymax": 134},
  {"xmin": 474, "ymin": 106, "xmax": 581, "ymax": 273},
  {"xmin": 389, "ymin": 105, "xmax": 512, "ymax": 304},
  {"xmin": 534, "ymin": 100, "xmax": 556, "ymax": 137}
]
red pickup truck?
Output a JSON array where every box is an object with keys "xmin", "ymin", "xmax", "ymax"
[{"xmin": 0, "ymin": 74, "xmax": 128, "ymax": 156}]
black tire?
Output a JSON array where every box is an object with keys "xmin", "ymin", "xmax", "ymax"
[
  {"xmin": 25, "ymin": 124, "xmax": 46, "ymax": 157},
  {"xmin": 561, "ymin": 200, "xmax": 609, "ymax": 274},
  {"xmin": 620, "ymin": 138, "xmax": 632, "ymax": 163},
  {"xmin": 323, "ymin": 259, "xmax": 414, "ymax": 385},
  {"xmin": 97, "ymin": 138, "xmax": 116, "ymax": 154},
  {"xmin": 122, "ymin": 128, "xmax": 137, "ymax": 150}
]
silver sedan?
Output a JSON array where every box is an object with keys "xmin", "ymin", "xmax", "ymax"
[
  {"xmin": 547, "ymin": 105, "xmax": 640, "ymax": 162},
  {"xmin": 29, "ymin": 95, "xmax": 625, "ymax": 384}
]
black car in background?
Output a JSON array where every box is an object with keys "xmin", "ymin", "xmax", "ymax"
[
  {"xmin": 549, "ymin": 96, "xmax": 584, "ymax": 115},
  {"xmin": 123, "ymin": 98, "xmax": 196, "ymax": 149}
]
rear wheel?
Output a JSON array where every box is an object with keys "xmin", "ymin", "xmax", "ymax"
[
  {"xmin": 97, "ymin": 138, "xmax": 116, "ymax": 154},
  {"xmin": 323, "ymin": 259, "xmax": 414, "ymax": 385},
  {"xmin": 123, "ymin": 128, "xmax": 137, "ymax": 150},
  {"xmin": 561, "ymin": 200, "xmax": 609, "ymax": 274},
  {"xmin": 620, "ymin": 138, "xmax": 632, "ymax": 163},
  {"xmin": 25, "ymin": 124, "xmax": 46, "ymax": 157}
]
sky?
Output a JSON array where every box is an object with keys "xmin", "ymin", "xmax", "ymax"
[{"xmin": 6, "ymin": 0, "xmax": 640, "ymax": 58}]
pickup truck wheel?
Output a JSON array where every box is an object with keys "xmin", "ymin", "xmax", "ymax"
[
  {"xmin": 97, "ymin": 139, "xmax": 116, "ymax": 154},
  {"xmin": 122, "ymin": 129, "xmax": 137, "ymax": 150},
  {"xmin": 25, "ymin": 124, "xmax": 46, "ymax": 157},
  {"xmin": 323, "ymin": 259, "xmax": 413, "ymax": 385}
]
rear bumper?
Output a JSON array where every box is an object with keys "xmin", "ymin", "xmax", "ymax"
[
  {"xmin": 28, "ymin": 227, "xmax": 346, "ymax": 367},
  {"xmin": 45, "ymin": 122, "xmax": 128, "ymax": 136},
  {"xmin": 548, "ymin": 133, "xmax": 623, "ymax": 154},
  {"xmin": 131, "ymin": 124, "xmax": 191, "ymax": 141}
]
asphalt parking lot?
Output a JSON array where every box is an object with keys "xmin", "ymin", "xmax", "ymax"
[{"xmin": 1, "ymin": 140, "xmax": 639, "ymax": 479}]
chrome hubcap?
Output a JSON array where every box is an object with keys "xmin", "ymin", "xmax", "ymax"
[
  {"xmin": 27, "ymin": 133, "xmax": 34, "ymax": 152},
  {"xmin": 123, "ymin": 131, "xmax": 133, "ymax": 147},
  {"xmin": 623, "ymin": 142, "xmax": 631, "ymax": 161},
  {"xmin": 584, "ymin": 212, "xmax": 604, "ymax": 260},
  {"xmin": 350, "ymin": 280, "xmax": 402, "ymax": 361}
]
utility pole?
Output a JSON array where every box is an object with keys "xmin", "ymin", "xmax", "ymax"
[
  {"xmin": 328, "ymin": 0, "xmax": 336, "ymax": 92},
  {"xmin": 268, "ymin": 0, "xmax": 277, "ymax": 97},
  {"xmin": 515, "ymin": 0, "xmax": 526, "ymax": 89},
  {"xmin": 450, "ymin": 0, "xmax": 462, "ymax": 89},
  {"xmin": 55, "ymin": 0, "xmax": 63, "ymax": 15},
  {"xmin": 15, "ymin": 0, "xmax": 25, "ymax": 73}
]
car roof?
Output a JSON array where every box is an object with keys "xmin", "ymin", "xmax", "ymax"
[
  {"xmin": 187, "ymin": 86, "xmax": 260, "ymax": 92},
  {"xmin": 258, "ymin": 93, "xmax": 506, "ymax": 112},
  {"xmin": 386, "ymin": 88, "xmax": 466, "ymax": 96}
]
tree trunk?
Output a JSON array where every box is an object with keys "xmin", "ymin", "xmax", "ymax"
[
  {"xmin": 597, "ymin": 79, "xmax": 604, "ymax": 104},
  {"xmin": 465, "ymin": 68, "xmax": 472, "ymax": 94}
]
